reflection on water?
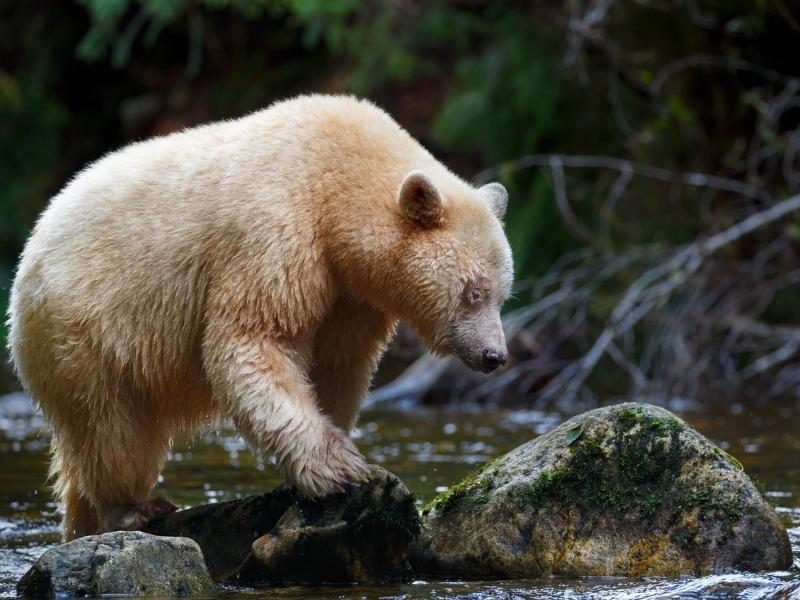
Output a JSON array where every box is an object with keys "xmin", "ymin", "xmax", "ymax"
[{"xmin": 1, "ymin": 391, "xmax": 798, "ymax": 599}]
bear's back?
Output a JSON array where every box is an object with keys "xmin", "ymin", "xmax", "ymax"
[{"xmin": 10, "ymin": 95, "xmax": 435, "ymax": 396}]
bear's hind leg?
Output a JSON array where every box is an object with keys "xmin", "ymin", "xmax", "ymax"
[
  {"xmin": 52, "ymin": 401, "xmax": 174, "ymax": 539},
  {"xmin": 92, "ymin": 425, "xmax": 175, "ymax": 534},
  {"xmin": 61, "ymin": 481, "xmax": 99, "ymax": 541}
]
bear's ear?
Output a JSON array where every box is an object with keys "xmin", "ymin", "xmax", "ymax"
[
  {"xmin": 479, "ymin": 182, "xmax": 508, "ymax": 220},
  {"xmin": 398, "ymin": 171, "xmax": 444, "ymax": 227}
]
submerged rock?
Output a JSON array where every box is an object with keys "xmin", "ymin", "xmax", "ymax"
[
  {"xmin": 411, "ymin": 402, "xmax": 792, "ymax": 578},
  {"xmin": 147, "ymin": 465, "xmax": 420, "ymax": 585},
  {"xmin": 17, "ymin": 531, "xmax": 214, "ymax": 598}
]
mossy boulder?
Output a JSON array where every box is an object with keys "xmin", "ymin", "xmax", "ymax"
[
  {"xmin": 410, "ymin": 402, "xmax": 792, "ymax": 578},
  {"xmin": 17, "ymin": 531, "xmax": 214, "ymax": 598}
]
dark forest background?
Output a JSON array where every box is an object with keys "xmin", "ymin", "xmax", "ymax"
[{"xmin": 2, "ymin": 1, "xmax": 799, "ymax": 406}]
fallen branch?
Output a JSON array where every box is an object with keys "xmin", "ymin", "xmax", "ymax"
[{"xmin": 364, "ymin": 353, "xmax": 451, "ymax": 408}]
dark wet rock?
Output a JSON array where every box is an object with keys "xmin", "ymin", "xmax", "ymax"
[
  {"xmin": 234, "ymin": 465, "xmax": 420, "ymax": 585},
  {"xmin": 411, "ymin": 402, "xmax": 792, "ymax": 579},
  {"xmin": 144, "ymin": 484, "xmax": 296, "ymax": 579},
  {"xmin": 16, "ymin": 531, "xmax": 213, "ymax": 598},
  {"xmin": 147, "ymin": 465, "xmax": 420, "ymax": 585}
]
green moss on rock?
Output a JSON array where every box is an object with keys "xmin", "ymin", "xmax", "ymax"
[
  {"xmin": 422, "ymin": 459, "xmax": 500, "ymax": 516},
  {"xmin": 428, "ymin": 407, "xmax": 696, "ymax": 524},
  {"xmin": 513, "ymin": 408, "xmax": 686, "ymax": 523}
]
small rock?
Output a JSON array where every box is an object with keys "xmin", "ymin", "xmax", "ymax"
[
  {"xmin": 411, "ymin": 402, "xmax": 792, "ymax": 578},
  {"xmin": 234, "ymin": 465, "xmax": 421, "ymax": 585},
  {"xmin": 17, "ymin": 531, "xmax": 214, "ymax": 598}
]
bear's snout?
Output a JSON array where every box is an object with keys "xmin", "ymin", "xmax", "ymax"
[{"xmin": 481, "ymin": 348, "xmax": 507, "ymax": 372}]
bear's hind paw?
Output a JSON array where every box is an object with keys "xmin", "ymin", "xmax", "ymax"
[{"xmin": 116, "ymin": 497, "xmax": 178, "ymax": 531}]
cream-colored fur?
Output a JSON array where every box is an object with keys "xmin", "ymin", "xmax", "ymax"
[{"xmin": 7, "ymin": 94, "xmax": 513, "ymax": 541}]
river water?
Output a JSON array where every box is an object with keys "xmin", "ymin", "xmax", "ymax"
[{"xmin": 1, "ymin": 392, "xmax": 798, "ymax": 599}]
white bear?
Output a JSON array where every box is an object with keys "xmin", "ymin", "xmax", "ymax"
[{"xmin": 8, "ymin": 95, "xmax": 513, "ymax": 540}]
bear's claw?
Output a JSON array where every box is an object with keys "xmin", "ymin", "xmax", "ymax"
[{"xmin": 285, "ymin": 427, "xmax": 371, "ymax": 498}]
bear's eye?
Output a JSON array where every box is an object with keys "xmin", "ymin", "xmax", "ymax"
[{"xmin": 462, "ymin": 278, "xmax": 491, "ymax": 308}]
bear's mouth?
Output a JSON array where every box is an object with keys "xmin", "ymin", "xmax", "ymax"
[{"xmin": 457, "ymin": 353, "xmax": 493, "ymax": 374}]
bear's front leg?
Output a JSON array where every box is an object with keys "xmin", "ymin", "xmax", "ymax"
[{"xmin": 202, "ymin": 327, "xmax": 370, "ymax": 497}]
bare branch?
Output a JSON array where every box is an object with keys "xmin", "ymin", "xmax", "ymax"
[
  {"xmin": 548, "ymin": 156, "xmax": 599, "ymax": 247},
  {"xmin": 474, "ymin": 153, "xmax": 774, "ymax": 203},
  {"xmin": 599, "ymin": 165, "xmax": 633, "ymax": 238},
  {"xmin": 740, "ymin": 339, "xmax": 800, "ymax": 380},
  {"xmin": 650, "ymin": 53, "xmax": 800, "ymax": 96},
  {"xmin": 365, "ymin": 353, "xmax": 450, "ymax": 408}
]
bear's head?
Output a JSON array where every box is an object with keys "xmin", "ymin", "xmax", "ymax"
[{"xmin": 391, "ymin": 170, "xmax": 513, "ymax": 373}]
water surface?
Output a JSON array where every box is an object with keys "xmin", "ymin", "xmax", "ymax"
[{"xmin": 1, "ymin": 393, "xmax": 798, "ymax": 599}]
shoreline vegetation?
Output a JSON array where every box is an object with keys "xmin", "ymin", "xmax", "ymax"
[{"xmin": 3, "ymin": 2, "xmax": 800, "ymax": 408}]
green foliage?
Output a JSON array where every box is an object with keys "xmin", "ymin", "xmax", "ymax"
[
  {"xmin": 0, "ymin": 74, "xmax": 66, "ymax": 343},
  {"xmin": 277, "ymin": 0, "xmax": 361, "ymax": 52},
  {"xmin": 76, "ymin": 0, "xmax": 273, "ymax": 67},
  {"xmin": 508, "ymin": 177, "xmax": 579, "ymax": 281},
  {"xmin": 433, "ymin": 30, "xmax": 567, "ymax": 161},
  {"xmin": 430, "ymin": 23, "xmax": 587, "ymax": 281},
  {"xmin": 340, "ymin": 3, "xmax": 482, "ymax": 93},
  {"xmin": 0, "ymin": 76, "xmax": 65, "ymax": 237}
]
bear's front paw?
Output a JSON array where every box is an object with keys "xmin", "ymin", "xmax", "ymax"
[{"xmin": 286, "ymin": 427, "xmax": 370, "ymax": 498}]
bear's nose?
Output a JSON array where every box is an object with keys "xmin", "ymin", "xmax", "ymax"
[{"xmin": 482, "ymin": 349, "xmax": 507, "ymax": 372}]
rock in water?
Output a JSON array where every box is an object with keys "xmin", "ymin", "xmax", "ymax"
[
  {"xmin": 411, "ymin": 402, "xmax": 792, "ymax": 578},
  {"xmin": 17, "ymin": 531, "xmax": 214, "ymax": 598},
  {"xmin": 144, "ymin": 485, "xmax": 297, "ymax": 579},
  {"xmin": 146, "ymin": 465, "xmax": 421, "ymax": 585},
  {"xmin": 234, "ymin": 465, "xmax": 421, "ymax": 585}
]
